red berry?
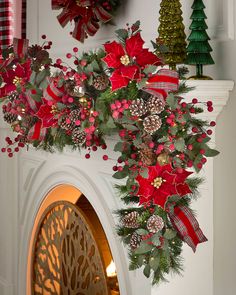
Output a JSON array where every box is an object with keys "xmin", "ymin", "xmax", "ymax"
[
  {"xmin": 18, "ymin": 142, "xmax": 25, "ymax": 148},
  {"xmin": 117, "ymin": 166, "xmax": 123, "ymax": 172},
  {"xmin": 192, "ymin": 127, "xmax": 198, "ymax": 133},
  {"xmin": 181, "ymin": 102, "xmax": 187, "ymax": 108},
  {"xmin": 73, "ymin": 47, "xmax": 78, "ymax": 53},
  {"xmin": 14, "ymin": 147, "xmax": 19, "ymax": 152},
  {"xmin": 197, "ymin": 163, "xmax": 203, "ymax": 169},
  {"xmin": 210, "ymin": 121, "xmax": 216, "ymax": 127},
  {"xmin": 208, "ymin": 106, "xmax": 214, "ymax": 112},
  {"xmin": 101, "ymin": 144, "xmax": 107, "ymax": 150},
  {"xmin": 187, "ymin": 160, "xmax": 193, "ymax": 167},
  {"xmin": 207, "ymin": 101, "xmax": 213, "ymax": 106},
  {"xmin": 92, "ymin": 146, "xmax": 97, "ymax": 151},
  {"xmin": 200, "ymin": 149, "xmax": 205, "ymax": 155},
  {"xmin": 5, "ymin": 137, "xmax": 10, "ymax": 142},
  {"xmin": 201, "ymin": 133, "xmax": 207, "ymax": 138},
  {"xmin": 85, "ymin": 154, "xmax": 90, "ymax": 159},
  {"xmin": 7, "ymin": 148, "xmax": 12, "ymax": 153},
  {"xmin": 113, "ymin": 166, "xmax": 118, "ymax": 171},
  {"xmin": 190, "ymin": 107, "xmax": 195, "ymax": 113},
  {"xmin": 207, "ymin": 129, "xmax": 213, "ymax": 135},
  {"xmin": 187, "ymin": 144, "xmax": 193, "ymax": 151},
  {"xmin": 197, "ymin": 137, "xmax": 203, "ymax": 143},
  {"xmin": 41, "ymin": 34, "xmax": 46, "ymax": 39},
  {"xmin": 1, "ymin": 148, "xmax": 6, "ymax": 153},
  {"xmin": 192, "ymin": 98, "xmax": 198, "ymax": 104},
  {"xmin": 103, "ymin": 155, "xmax": 108, "ymax": 161},
  {"xmin": 201, "ymin": 157, "xmax": 207, "ymax": 164},
  {"xmin": 8, "ymin": 153, "xmax": 13, "ymax": 158},
  {"xmin": 66, "ymin": 53, "xmax": 72, "ymax": 59}
]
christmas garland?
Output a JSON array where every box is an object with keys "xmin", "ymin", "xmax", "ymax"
[
  {"xmin": 52, "ymin": 0, "xmax": 122, "ymax": 42},
  {"xmin": 0, "ymin": 22, "xmax": 219, "ymax": 284}
]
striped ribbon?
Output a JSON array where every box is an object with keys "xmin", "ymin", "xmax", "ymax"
[
  {"xmin": 28, "ymin": 121, "xmax": 47, "ymax": 142},
  {"xmin": 13, "ymin": 38, "xmax": 29, "ymax": 58},
  {"xmin": 43, "ymin": 80, "xmax": 64, "ymax": 102},
  {"xmin": 169, "ymin": 205, "xmax": 207, "ymax": 252},
  {"xmin": 144, "ymin": 69, "xmax": 179, "ymax": 99}
]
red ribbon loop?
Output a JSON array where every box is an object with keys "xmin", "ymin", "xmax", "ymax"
[
  {"xmin": 13, "ymin": 38, "xmax": 29, "ymax": 58},
  {"xmin": 169, "ymin": 205, "xmax": 207, "ymax": 252}
]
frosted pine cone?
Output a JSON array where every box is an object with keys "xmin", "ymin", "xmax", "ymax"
[
  {"xmin": 130, "ymin": 232, "xmax": 142, "ymax": 250},
  {"xmin": 3, "ymin": 112, "xmax": 17, "ymax": 124},
  {"xmin": 59, "ymin": 117, "xmax": 74, "ymax": 131},
  {"xmin": 147, "ymin": 215, "xmax": 164, "ymax": 233},
  {"xmin": 139, "ymin": 147, "xmax": 155, "ymax": 166},
  {"xmin": 93, "ymin": 75, "xmax": 109, "ymax": 91},
  {"xmin": 69, "ymin": 109, "xmax": 81, "ymax": 123},
  {"xmin": 143, "ymin": 115, "xmax": 162, "ymax": 134},
  {"xmin": 129, "ymin": 99, "xmax": 148, "ymax": 117},
  {"xmin": 147, "ymin": 95, "xmax": 165, "ymax": 114},
  {"xmin": 122, "ymin": 211, "xmax": 140, "ymax": 228},
  {"xmin": 72, "ymin": 129, "xmax": 86, "ymax": 145}
]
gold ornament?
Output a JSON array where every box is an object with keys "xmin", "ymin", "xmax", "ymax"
[
  {"xmin": 157, "ymin": 153, "xmax": 170, "ymax": 166},
  {"xmin": 120, "ymin": 55, "xmax": 130, "ymax": 66}
]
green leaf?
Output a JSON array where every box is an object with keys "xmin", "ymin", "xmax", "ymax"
[
  {"xmin": 114, "ymin": 142, "xmax": 123, "ymax": 152},
  {"xmin": 204, "ymin": 148, "xmax": 220, "ymax": 157},
  {"xmin": 149, "ymin": 255, "xmax": 160, "ymax": 271},
  {"xmin": 115, "ymin": 29, "xmax": 129, "ymax": 42},
  {"xmin": 143, "ymin": 65, "xmax": 158, "ymax": 75},
  {"xmin": 166, "ymin": 93, "xmax": 178, "ymax": 110},
  {"xmin": 135, "ymin": 242, "xmax": 153, "ymax": 254},
  {"xmin": 31, "ymin": 94, "xmax": 42, "ymax": 102},
  {"xmin": 174, "ymin": 138, "xmax": 185, "ymax": 152},
  {"xmin": 106, "ymin": 116, "xmax": 116, "ymax": 129},
  {"xmin": 137, "ymin": 78, "xmax": 148, "ymax": 90},
  {"xmin": 143, "ymin": 264, "xmax": 151, "ymax": 278},
  {"xmin": 113, "ymin": 166, "xmax": 129, "ymax": 179},
  {"xmin": 36, "ymin": 69, "xmax": 49, "ymax": 87},
  {"xmin": 140, "ymin": 167, "xmax": 149, "ymax": 179},
  {"xmin": 135, "ymin": 229, "xmax": 149, "ymax": 235},
  {"xmin": 164, "ymin": 229, "xmax": 177, "ymax": 240},
  {"xmin": 151, "ymin": 233, "xmax": 161, "ymax": 247}
]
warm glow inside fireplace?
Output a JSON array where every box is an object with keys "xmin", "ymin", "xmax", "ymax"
[{"xmin": 27, "ymin": 184, "xmax": 119, "ymax": 295}]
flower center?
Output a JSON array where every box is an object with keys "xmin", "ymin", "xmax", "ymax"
[
  {"xmin": 151, "ymin": 177, "xmax": 163, "ymax": 189},
  {"xmin": 120, "ymin": 55, "xmax": 130, "ymax": 66},
  {"xmin": 13, "ymin": 77, "xmax": 23, "ymax": 86}
]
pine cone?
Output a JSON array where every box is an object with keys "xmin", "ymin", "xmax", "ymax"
[
  {"xmin": 65, "ymin": 80, "xmax": 76, "ymax": 96},
  {"xmin": 93, "ymin": 75, "xmax": 109, "ymax": 91},
  {"xmin": 147, "ymin": 215, "xmax": 164, "ymax": 233},
  {"xmin": 129, "ymin": 99, "xmax": 148, "ymax": 117},
  {"xmin": 143, "ymin": 115, "xmax": 162, "ymax": 134},
  {"xmin": 69, "ymin": 109, "xmax": 81, "ymax": 123},
  {"xmin": 139, "ymin": 147, "xmax": 155, "ymax": 166},
  {"xmin": 3, "ymin": 112, "xmax": 17, "ymax": 124},
  {"xmin": 147, "ymin": 95, "xmax": 165, "ymax": 114},
  {"xmin": 122, "ymin": 211, "xmax": 140, "ymax": 228},
  {"xmin": 72, "ymin": 129, "xmax": 86, "ymax": 145},
  {"xmin": 130, "ymin": 232, "xmax": 142, "ymax": 250},
  {"xmin": 59, "ymin": 117, "xmax": 74, "ymax": 131},
  {"xmin": 8, "ymin": 91, "xmax": 19, "ymax": 102}
]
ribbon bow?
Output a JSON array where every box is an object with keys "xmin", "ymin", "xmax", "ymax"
[
  {"xmin": 169, "ymin": 205, "xmax": 207, "ymax": 252},
  {"xmin": 52, "ymin": 0, "xmax": 112, "ymax": 42},
  {"xmin": 144, "ymin": 69, "xmax": 179, "ymax": 99}
]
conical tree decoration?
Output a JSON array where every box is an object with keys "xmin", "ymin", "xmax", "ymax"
[
  {"xmin": 157, "ymin": 0, "xmax": 187, "ymax": 69},
  {"xmin": 186, "ymin": 0, "xmax": 214, "ymax": 79}
]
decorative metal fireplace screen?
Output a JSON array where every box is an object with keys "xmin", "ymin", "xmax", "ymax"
[{"xmin": 31, "ymin": 201, "xmax": 109, "ymax": 295}]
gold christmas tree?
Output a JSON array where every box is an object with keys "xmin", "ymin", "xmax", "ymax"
[{"xmin": 157, "ymin": 0, "xmax": 187, "ymax": 69}]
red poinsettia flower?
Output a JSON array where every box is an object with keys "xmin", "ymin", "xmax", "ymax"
[
  {"xmin": 0, "ymin": 59, "xmax": 31, "ymax": 95},
  {"xmin": 136, "ymin": 163, "xmax": 192, "ymax": 209},
  {"xmin": 103, "ymin": 33, "xmax": 162, "ymax": 91}
]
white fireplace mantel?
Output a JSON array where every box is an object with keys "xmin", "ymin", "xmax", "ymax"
[{"xmin": 0, "ymin": 80, "xmax": 234, "ymax": 295}]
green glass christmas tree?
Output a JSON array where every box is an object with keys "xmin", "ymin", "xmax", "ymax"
[
  {"xmin": 186, "ymin": 0, "xmax": 214, "ymax": 79},
  {"xmin": 157, "ymin": 0, "xmax": 187, "ymax": 70}
]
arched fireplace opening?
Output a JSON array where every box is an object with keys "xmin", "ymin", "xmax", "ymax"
[{"xmin": 27, "ymin": 184, "xmax": 119, "ymax": 295}]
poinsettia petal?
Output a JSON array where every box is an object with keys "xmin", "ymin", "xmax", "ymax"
[
  {"xmin": 120, "ymin": 65, "xmax": 139, "ymax": 80},
  {"xmin": 109, "ymin": 70, "xmax": 129, "ymax": 91},
  {"xmin": 103, "ymin": 41, "xmax": 125, "ymax": 68},
  {"xmin": 36, "ymin": 104, "xmax": 57, "ymax": 128},
  {"xmin": 176, "ymin": 183, "xmax": 192, "ymax": 196},
  {"xmin": 153, "ymin": 183, "xmax": 178, "ymax": 208},
  {"xmin": 136, "ymin": 49, "xmax": 163, "ymax": 66},
  {"xmin": 175, "ymin": 169, "xmax": 193, "ymax": 183},
  {"xmin": 162, "ymin": 171, "xmax": 176, "ymax": 184},
  {"xmin": 103, "ymin": 53, "xmax": 122, "ymax": 68},
  {"xmin": 125, "ymin": 32, "xmax": 144, "ymax": 58}
]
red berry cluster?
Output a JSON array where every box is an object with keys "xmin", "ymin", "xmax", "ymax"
[{"xmin": 1, "ymin": 135, "xmax": 25, "ymax": 157}]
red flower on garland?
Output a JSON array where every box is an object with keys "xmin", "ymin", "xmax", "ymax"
[
  {"xmin": 0, "ymin": 60, "xmax": 31, "ymax": 96},
  {"xmin": 35, "ymin": 102, "xmax": 58, "ymax": 128},
  {"xmin": 136, "ymin": 163, "xmax": 192, "ymax": 209},
  {"xmin": 103, "ymin": 32, "xmax": 162, "ymax": 91}
]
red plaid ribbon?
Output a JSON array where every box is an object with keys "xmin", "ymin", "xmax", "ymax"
[
  {"xmin": 13, "ymin": 38, "xmax": 29, "ymax": 58},
  {"xmin": 144, "ymin": 69, "xmax": 179, "ymax": 99},
  {"xmin": 169, "ymin": 205, "xmax": 207, "ymax": 252},
  {"xmin": 0, "ymin": 0, "xmax": 13, "ymax": 52},
  {"xmin": 52, "ymin": 0, "xmax": 112, "ymax": 42},
  {"xmin": 21, "ymin": 0, "xmax": 27, "ymax": 38},
  {"xmin": 43, "ymin": 80, "xmax": 64, "ymax": 102},
  {"xmin": 28, "ymin": 121, "xmax": 47, "ymax": 142}
]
